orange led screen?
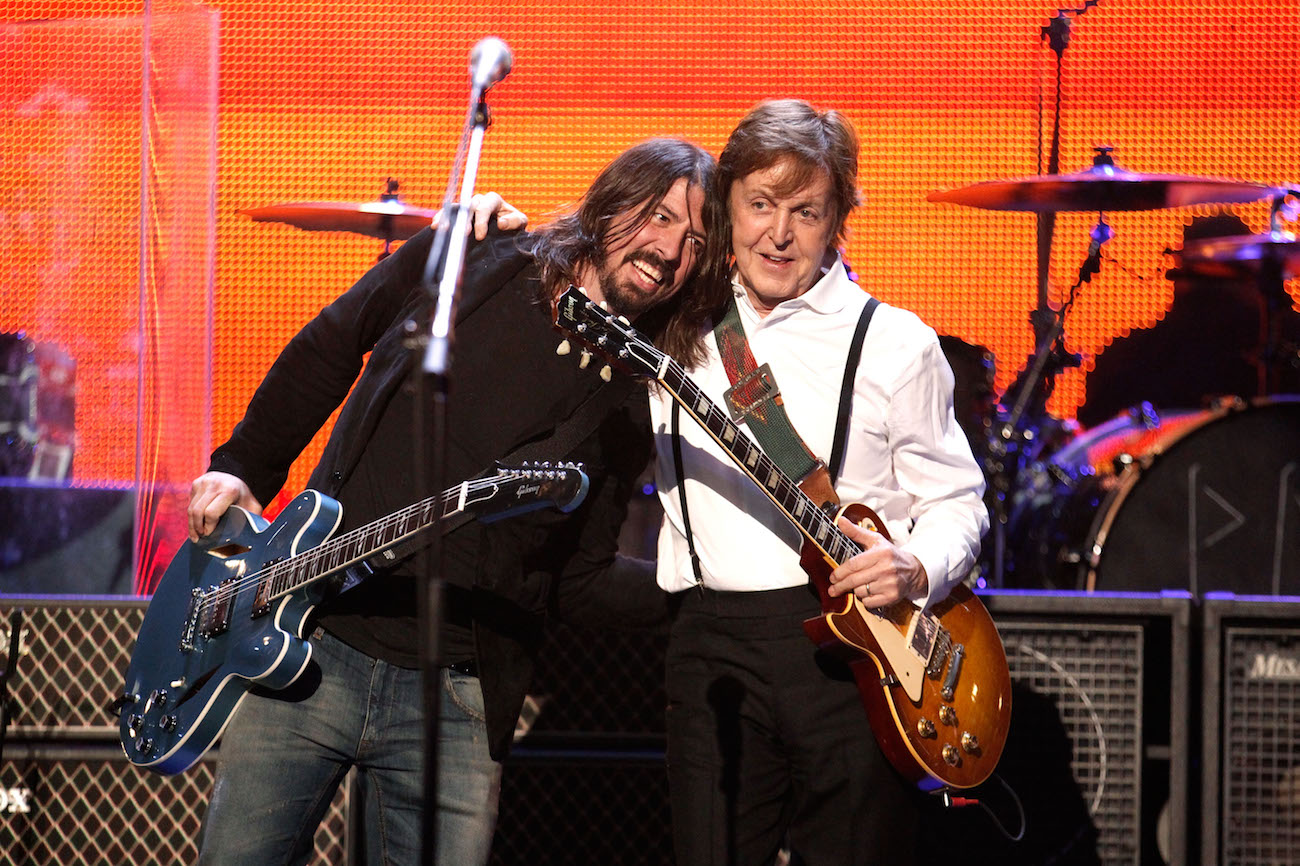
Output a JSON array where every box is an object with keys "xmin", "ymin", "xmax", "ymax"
[{"xmin": 6, "ymin": 0, "xmax": 1300, "ymax": 512}]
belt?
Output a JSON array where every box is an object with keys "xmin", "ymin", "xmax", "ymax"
[{"xmin": 445, "ymin": 659, "xmax": 479, "ymax": 677}]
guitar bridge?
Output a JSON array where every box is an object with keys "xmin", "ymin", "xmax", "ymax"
[{"xmin": 180, "ymin": 587, "xmax": 203, "ymax": 652}]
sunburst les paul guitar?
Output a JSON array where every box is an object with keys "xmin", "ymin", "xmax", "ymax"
[
  {"xmin": 116, "ymin": 463, "xmax": 589, "ymax": 776},
  {"xmin": 555, "ymin": 287, "xmax": 1011, "ymax": 790}
]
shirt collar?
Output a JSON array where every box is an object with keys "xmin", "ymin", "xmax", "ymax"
[{"xmin": 729, "ymin": 252, "xmax": 851, "ymax": 319}]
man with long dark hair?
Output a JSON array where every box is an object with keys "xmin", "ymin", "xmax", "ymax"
[{"xmin": 187, "ymin": 137, "xmax": 716, "ymax": 865}]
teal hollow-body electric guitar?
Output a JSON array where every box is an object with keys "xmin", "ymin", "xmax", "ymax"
[{"xmin": 116, "ymin": 462, "xmax": 588, "ymax": 775}]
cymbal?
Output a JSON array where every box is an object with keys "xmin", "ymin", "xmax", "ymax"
[
  {"xmin": 242, "ymin": 199, "xmax": 437, "ymax": 240},
  {"xmin": 1176, "ymin": 230, "xmax": 1300, "ymax": 279},
  {"xmin": 927, "ymin": 162, "xmax": 1276, "ymax": 213}
]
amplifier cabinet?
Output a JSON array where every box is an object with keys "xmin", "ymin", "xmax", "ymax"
[
  {"xmin": 491, "ymin": 749, "xmax": 670, "ymax": 866},
  {"xmin": 0, "ymin": 743, "xmax": 350, "ymax": 866},
  {"xmin": 967, "ymin": 592, "xmax": 1192, "ymax": 866},
  {"xmin": 0, "ymin": 597, "xmax": 145, "ymax": 739},
  {"xmin": 1202, "ymin": 594, "xmax": 1300, "ymax": 866}
]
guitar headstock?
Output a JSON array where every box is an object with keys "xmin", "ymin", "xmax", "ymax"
[
  {"xmin": 552, "ymin": 286, "xmax": 666, "ymax": 382},
  {"xmin": 481, "ymin": 461, "xmax": 591, "ymax": 519}
]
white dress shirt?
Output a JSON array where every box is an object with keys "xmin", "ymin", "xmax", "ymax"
[{"xmin": 652, "ymin": 258, "xmax": 988, "ymax": 609}]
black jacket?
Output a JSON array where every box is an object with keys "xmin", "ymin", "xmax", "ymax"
[{"xmin": 209, "ymin": 226, "xmax": 666, "ymax": 759}]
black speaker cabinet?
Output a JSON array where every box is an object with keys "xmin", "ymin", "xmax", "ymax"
[
  {"xmin": 0, "ymin": 743, "xmax": 350, "ymax": 866},
  {"xmin": 947, "ymin": 591, "xmax": 1193, "ymax": 866},
  {"xmin": 0, "ymin": 598, "xmax": 144, "ymax": 739},
  {"xmin": 0, "ymin": 598, "xmax": 353, "ymax": 864},
  {"xmin": 1201, "ymin": 594, "xmax": 1300, "ymax": 866},
  {"xmin": 521, "ymin": 620, "xmax": 667, "ymax": 743},
  {"xmin": 491, "ymin": 750, "xmax": 670, "ymax": 866}
]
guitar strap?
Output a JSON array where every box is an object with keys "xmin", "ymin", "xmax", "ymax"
[
  {"xmin": 712, "ymin": 293, "xmax": 881, "ymax": 486},
  {"xmin": 712, "ymin": 296, "xmax": 823, "ymax": 484},
  {"xmin": 673, "ymin": 294, "xmax": 880, "ymax": 586}
]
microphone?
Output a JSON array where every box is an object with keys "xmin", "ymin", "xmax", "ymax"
[{"xmin": 469, "ymin": 37, "xmax": 512, "ymax": 92}]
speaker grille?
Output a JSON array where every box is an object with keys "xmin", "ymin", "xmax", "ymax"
[
  {"xmin": 525, "ymin": 622, "xmax": 667, "ymax": 737},
  {"xmin": 1000, "ymin": 621, "xmax": 1144, "ymax": 865},
  {"xmin": 1221, "ymin": 624, "xmax": 1300, "ymax": 864},
  {"xmin": 491, "ymin": 753, "xmax": 670, "ymax": 865},
  {"xmin": 0, "ymin": 748, "xmax": 349, "ymax": 866},
  {"xmin": 0, "ymin": 599, "xmax": 144, "ymax": 737}
]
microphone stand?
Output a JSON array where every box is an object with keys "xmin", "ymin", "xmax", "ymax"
[
  {"xmin": 986, "ymin": 2, "xmax": 1101, "ymax": 586},
  {"xmin": 410, "ymin": 83, "xmax": 496, "ymax": 864}
]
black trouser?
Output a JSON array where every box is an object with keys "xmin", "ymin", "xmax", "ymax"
[{"xmin": 666, "ymin": 585, "xmax": 920, "ymax": 866}]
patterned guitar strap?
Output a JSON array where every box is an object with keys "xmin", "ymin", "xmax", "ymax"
[{"xmin": 671, "ymin": 291, "xmax": 881, "ymax": 585}]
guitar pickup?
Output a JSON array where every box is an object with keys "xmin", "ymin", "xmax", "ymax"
[
  {"xmin": 200, "ymin": 579, "xmax": 236, "ymax": 638},
  {"xmin": 251, "ymin": 558, "xmax": 284, "ymax": 618}
]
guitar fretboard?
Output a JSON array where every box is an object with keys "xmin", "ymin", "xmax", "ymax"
[
  {"xmin": 659, "ymin": 360, "xmax": 861, "ymax": 567},
  {"xmin": 262, "ymin": 490, "xmax": 463, "ymax": 601}
]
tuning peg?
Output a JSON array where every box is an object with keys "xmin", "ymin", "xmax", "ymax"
[
  {"xmin": 599, "ymin": 365, "xmax": 612, "ymax": 382},
  {"xmin": 597, "ymin": 299, "xmax": 610, "ymax": 311},
  {"xmin": 578, "ymin": 349, "xmax": 592, "ymax": 369},
  {"xmin": 617, "ymin": 315, "xmax": 630, "ymax": 325},
  {"xmin": 556, "ymin": 339, "xmax": 571, "ymax": 356},
  {"xmin": 577, "ymin": 285, "xmax": 589, "ymax": 296}
]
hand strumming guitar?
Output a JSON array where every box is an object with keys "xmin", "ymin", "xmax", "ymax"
[{"xmin": 188, "ymin": 471, "xmax": 263, "ymax": 541}]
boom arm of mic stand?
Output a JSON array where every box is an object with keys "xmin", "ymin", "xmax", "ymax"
[{"xmin": 424, "ymin": 95, "xmax": 491, "ymax": 376}]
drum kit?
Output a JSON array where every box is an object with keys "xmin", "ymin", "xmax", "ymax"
[
  {"xmin": 928, "ymin": 147, "xmax": 1300, "ymax": 596},
  {"xmin": 240, "ymin": 151, "xmax": 1300, "ymax": 597}
]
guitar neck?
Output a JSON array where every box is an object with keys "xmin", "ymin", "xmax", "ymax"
[
  {"xmin": 262, "ymin": 482, "xmax": 473, "ymax": 602},
  {"xmin": 657, "ymin": 359, "xmax": 859, "ymax": 568}
]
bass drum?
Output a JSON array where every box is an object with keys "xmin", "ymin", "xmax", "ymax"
[{"xmin": 1023, "ymin": 397, "xmax": 1300, "ymax": 595}]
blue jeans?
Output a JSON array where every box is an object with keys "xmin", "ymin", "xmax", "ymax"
[{"xmin": 198, "ymin": 630, "xmax": 502, "ymax": 865}]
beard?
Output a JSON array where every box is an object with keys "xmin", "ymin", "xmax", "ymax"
[{"xmin": 595, "ymin": 250, "xmax": 674, "ymax": 319}]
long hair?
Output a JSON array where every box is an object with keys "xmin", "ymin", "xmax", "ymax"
[
  {"xmin": 709, "ymin": 100, "xmax": 861, "ymax": 287},
  {"xmin": 526, "ymin": 138, "xmax": 724, "ymax": 368}
]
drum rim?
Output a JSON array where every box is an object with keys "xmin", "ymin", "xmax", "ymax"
[{"xmin": 1082, "ymin": 395, "xmax": 1300, "ymax": 591}]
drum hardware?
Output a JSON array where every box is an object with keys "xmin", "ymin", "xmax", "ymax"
[
  {"xmin": 242, "ymin": 178, "xmax": 436, "ymax": 261},
  {"xmin": 1174, "ymin": 190, "xmax": 1300, "ymax": 395},
  {"xmin": 925, "ymin": 151, "xmax": 1277, "ymax": 214},
  {"xmin": 932, "ymin": 143, "xmax": 1281, "ymax": 587}
]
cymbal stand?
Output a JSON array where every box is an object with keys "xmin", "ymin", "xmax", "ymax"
[
  {"xmin": 985, "ymin": 213, "xmax": 1109, "ymax": 585},
  {"xmin": 1258, "ymin": 190, "xmax": 1300, "ymax": 393},
  {"xmin": 982, "ymin": 2, "xmax": 1103, "ymax": 587},
  {"xmin": 377, "ymin": 177, "xmax": 401, "ymax": 261}
]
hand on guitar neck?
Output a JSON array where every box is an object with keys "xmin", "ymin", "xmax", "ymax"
[{"xmin": 826, "ymin": 515, "xmax": 929, "ymax": 608}]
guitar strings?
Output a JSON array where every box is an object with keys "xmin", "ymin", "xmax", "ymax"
[
  {"xmin": 188, "ymin": 474, "xmax": 527, "ymax": 622},
  {"xmin": 659, "ymin": 355, "xmax": 936, "ymax": 634}
]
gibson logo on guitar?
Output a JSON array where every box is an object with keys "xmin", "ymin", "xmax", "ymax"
[{"xmin": 553, "ymin": 286, "xmax": 1012, "ymax": 791}]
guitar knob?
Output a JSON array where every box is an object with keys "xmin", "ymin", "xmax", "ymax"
[
  {"xmin": 916, "ymin": 718, "xmax": 936, "ymax": 738},
  {"xmin": 159, "ymin": 714, "xmax": 179, "ymax": 732},
  {"xmin": 135, "ymin": 737, "xmax": 155, "ymax": 756},
  {"xmin": 961, "ymin": 732, "xmax": 980, "ymax": 753},
  {"xmin": 942, "ymin": 744, "xmax": 960, "ymax": 766},
  {"xmin": 127, "ymin": 714, "xmax": 143, "ymax": 739},
  {"xmin": 938, "ymin": 705, "xmax": 957, "ymax": 726}
]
